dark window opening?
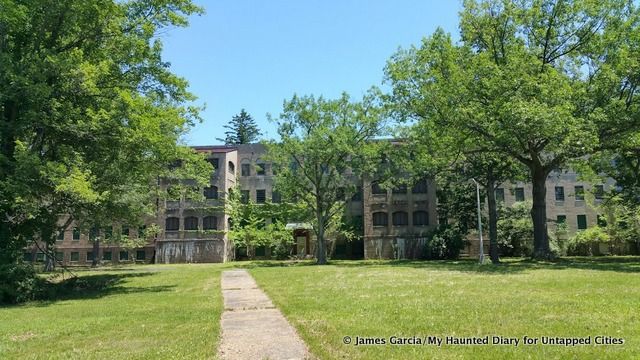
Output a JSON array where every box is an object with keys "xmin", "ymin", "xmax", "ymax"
[
  {"xmin": 241, "ymin": 190, "xmax": 250, "ymax": 204},
  {"xmin": 184, "ymin": 216, "xmax": 199, "ymax": 230},
  {"xmin": 256, "ymin": 189, "xmax": 266, "ymax": 203},
  {"xmin": 70, "ymin": 252, "xmax": 79, "ymax": 262},
  {"xmin": 204, "ymin": 186, "xmax": 218, "ymax": 199},
  {"xmin": 119, "ymin": 251, "xmax": 129, "ymax": 261},
  {"xmin": 413, "ymin": 211, "xmax": 429, "ymax": 226},
  {"xmin": 577, "ymin": 214, "xmax": 587, "ymax": 230},
  {"xmin": 371, "ymin": 182, "xmax": 386, "ymax": 195},
  {"xmin": 203, "ymin": 216, "xmax": 218, "ymax": 230},
  {"xmin": 241, "ymin": 163, "xmax": 250, "ymax": 176},
  {"xmin": 372, "ymin": 212, "xmax": 388, "ymax": 226},
  {"xmin": 392, "ymin": 184, "xmax": 407, "ymax": 194},
  {"xmin": 555, "ymin": 186, "xmax": 565, "ymax": 201},
  {"xmin": 392, "ymin": 211, "xmax": 409, "ymax": 226},
  {"xmin": 165, "ymin": 217, "xmax": 179, "ymax": 231},
  {"xmin": 136, "ymin": 250, "xmax": 146, "ymax": 260},
  {"xmin": 272, "ymin": 191, "xmax": 282, "ymax": 203},
  {"xmin": 575, "ymin": 186, "xmax": 585, "ymax": 201},
  {"xmin": 228, "ymin": 161, "xmax": 235, "ymax": 174},
  {"xmin": 412, "ymin": 179, "xmax": 428, "ymax": 194},
  {"xmin": 495, "ymin": 188, "xmax": 505, "ymax": 202},
  {"xmin": 103, "ymin": 251, "xmax": 112, "ymax": 261},
  {"xmin": 256, "ymin": 162, "xmax": 266, "ymax": 175},
  {"xmin": 514, "ymin": 187, "xmax": 525, "ymax": 202}
]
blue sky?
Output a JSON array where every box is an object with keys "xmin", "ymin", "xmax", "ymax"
[{"xmin": 160, "ymin": 1, "xmax": 462, "ymax": 145}]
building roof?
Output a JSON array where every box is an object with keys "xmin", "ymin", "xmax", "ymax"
[{"xmin": 191, "ymin": 145, "xmax": 238, "ymax": 153}]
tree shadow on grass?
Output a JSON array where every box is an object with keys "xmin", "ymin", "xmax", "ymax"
[
  {"xmin": 2, "ymin": 271, "xmax": 174, "ymax": 308},
  {"xmin": 239, "ymin": 257, "xmax": 640, "ymax": 274}
]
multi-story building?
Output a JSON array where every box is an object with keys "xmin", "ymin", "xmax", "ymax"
[{"xmin": 26, "ymin": 143, "xmax": 611, "ymax": 265}]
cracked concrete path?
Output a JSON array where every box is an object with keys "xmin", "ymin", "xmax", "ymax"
[{"xmin": 218, "ymin": 269, "xmax": 310, "ymax": 360}]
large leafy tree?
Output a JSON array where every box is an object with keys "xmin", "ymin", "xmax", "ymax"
[
  {"xmin": 266, "ymin": 91, "xmax": 386, "ymax": 264},
  {"xmin": 386, "ymin": 0, "xmax": 637, "ymax": 259},
  {"xmin": 0, "ymin": 0, "xmax": 209, "ymax": 269},
  {"xmin": 218, "ymin": 109, "xmax": 261, "ymax": 144}
]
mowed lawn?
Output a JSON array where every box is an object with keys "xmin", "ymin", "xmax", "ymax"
[
  {"xmin": 0, "ymin": 264, "xmax": 228, "ymax": 360},
  {"xmin": 249, "ymin": 258, "xmax": 640, "ymax": 360}
]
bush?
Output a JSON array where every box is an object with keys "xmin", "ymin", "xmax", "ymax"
[
  {"xmin": 567, "ymin": 227, "xmax": 611, "ymax": 256},
  {"xmin": 424, "ymin": 225, "xmax": 466, "ymax": 260},
  {"xmin": 0, "ymin": 262, "xmax": 43, "ymax": 304},
  {"xmin": 497, "ymin": 202, "xmax": 534, "ymax": 257}
]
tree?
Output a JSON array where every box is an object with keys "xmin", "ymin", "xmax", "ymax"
[
  {"xmin": 218, "ymin": 109, "xmax": 261, "ymax": 144},
  {"xmin": 386, "ymin": 0, "xmax": 637, "ymax": 259},
  {"xmin": 0, "ymin": 0, "xmax": 207, "ymax": 283},
  {"xmin": 266, "ymin": 91, "xmax": 386, "ymax": 264}
]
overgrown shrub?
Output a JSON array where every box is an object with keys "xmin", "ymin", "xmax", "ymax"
[
  {"xmin": 497, "ymin": 201, "xmax": 534, "ymax": 257},
  {"xmin": 0, "ymin": 263, "xmax": 43, "ymax": 304},
  {"xmin": 567, "ymin": 227, "xmax": 611, "ymax": 256},
  {"xmin": 424, "ymin": 225, "xmax": 466, "ymax": 260}
]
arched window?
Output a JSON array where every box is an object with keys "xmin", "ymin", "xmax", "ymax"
[
  {"xmin": 372, "ymin": 212, "xmax": 388, "ymax": 226},
  {"xmin": 227, "ymin": 217, "xmax": 233, "ymax": 229},
  {"xmin": 256, "ymin": 159, "xmax": 266, "ymax": 176},
  {"xmin": 228, "ymin": 161, "xmax": 235, "ymax": 174},
  {"xmin": 392, "ymin": 211, "xmax": 409, "ymax": 226},
  {"xmin": 413, "ymin": 211, "xmax": 429, "ymax": 226},
  {"xmin": 204, "ymin": 186, "xmax": 218, "ymax": 199},
  {"xmin": 371, "ymin": 182, "xmax": 386, "ymax": 195},
  {"xmin": 203, "ymin": 216, "xmax": 218, "ymax": 230},
  {"xmin": 184, "ymin": 217, "xmax": 198, "ymax": 230},
  {"xmin": 165, "ymin": 217, "xmax": 179, "ymax": 231}
]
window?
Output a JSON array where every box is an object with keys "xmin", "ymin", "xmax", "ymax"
[
  {"xmin": 392, "ymin": 211, "xmax": 409, "ymax": 226},
  {"xmin": 228, "ymin": 161, "xmax": 235, "ymax": 174},
  {"xmin": 119, "ymin": 251, "xmax": 129, "ymax": 261},
  {"xmin": 272, "ymin": 191, "xmax": 282, "ymax": 203},
  {"xmin": 121, "ymin": 226, "xmax": 129, "ymax": 236},
  {"xmin": 556, "ymin": 215, "xmax": 567, "ymax": 224},
  {"xmin": 595, "ymin": 185, "xmax": 604, "ymax": 200},
  {"xmin": 555, "ymin": 186, "xmax": 565, "ymax": 201},
  {"xmin": 255, "ymin": 246, "xmax": 266, "ymax": 257},
  {"xmin": 136, "ymin": 250, "xmax": 146, "ymax": 261},
  {"xmin": 138, "ymin": 225, "xmax": 146, "ymax": 238},
  {"xmin": 413, "ymin": 211, "xmax": 429, "ymax": 226},
  {"xmin": 204, "ymin": 186, "xmax": 218, "ymax": 199},
  {"xmin": 73, "ymin": 227, "xmax": 81, "ymax": 241},
  {"xmin": 351, "ymin": 187, "xmax": 363, "ymax": 201},
  {"xmin": 103, "ymin": 227, "xmax": 113, "ymax": 240},
  {"xmin": 227, "ymin": 217, "xmax": 233, "ymax": 229},
  {"xmin": 23, "ymin": 252, "xmax": 32, "ymax": 262},
  {"xmin": 256, "ymin": 162, "xmax": 266, "ymax": 176},
  {"xmin": 597, "ymin": 215, "xmax": 607, "ymax": 227},
  {"xmin": 57, "ymin": 229, "xmax": 65, "ymax": 241},
  {"xmin": 203, "ymin": 216, "xmax": 217, "ymax": 230},
  {"xmin": 241, "ymin": 163, "xmax": 251, "ymax": 176},
  {"xmin": 256, "ymin": 189, "xmax": 266, "ymax": 203},
  {"xmin": 372, "ymin": 212, "xmax": 388, "ymax": 226},
  {"xmin": 495, "ymin": 188, "xmax": 505, "ymax": 202},
  {"xmin": 241, "ymin": 190, "xmax": 250, "ymax": 204},
  {"xmin": 392, "ymin": 184, "xmax": 407, "ymax": 194},
  {"xmin": 184, "ymin": 216, "xmax": 199, "ymax": 230},
  {"xmin": 577, "ymin": 215, "xmax": 587, "ymax": 230},
  {"xmin": 412, "ymin": 179, "xmax": 428, "ymax": 194},
  {"xmin": 371, "ymin": 182, "xmax": 386, "ymax": 195},
  {"xmin": 165, "ymin": 217, "xmax": 179, "ymax": 231},
  {"xmin": 87, "ymin": 251, "xmax": 94, "ymax": 262},
  {"xmin": 575, "ymin": 186, "xmax": 585, "ymax": 201},
  {"xmin": 55, "ymin": 252, "xmax": 64, "ymax": 262},
  {"xmin": 70, "ymin": 252, "xmax": 79, "ymax": 262},
  {"xmin": 208, "ymin": 158, "xmax": 219, "ymax": 171},
  {"xmin": 514, "ymin": 187, "xmax": 525, "ymax": 202},
  {"xmin": 103, "ymin": 251, "xmax": 112, "ymax": 261}
]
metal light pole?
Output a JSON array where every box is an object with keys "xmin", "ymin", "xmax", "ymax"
[{"xmin": 471, "ymin": 179, "xmax": 484, "ymax": 264}]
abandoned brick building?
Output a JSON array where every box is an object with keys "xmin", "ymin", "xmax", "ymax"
[{"xmin": 32, "ymin": 143, "xmax": 611, "ymax": 265}]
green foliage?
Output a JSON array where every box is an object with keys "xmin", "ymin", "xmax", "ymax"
[
  {"xmin": 0, "ymin": 0, "xmax": 208, "ymax": 268},
  {"xmin": 424, "ymin": 224, "xmax": 466, "ymax": 260},
  {"xmin": 0, "ymin": 262, "xmax": 42, "ymax": 304},
  {"xmin": 266, "ymin": 91, "xmax": 386, "ymax": 264},
  {"xmin": 217, "ymin": 109, "xmax": 262, "ymax": 144},
  {"xmin": 385, "ymin": 0, "xmax": 639, "ymax": 258},
  {"xmin": 568, "ymin": 227, "xmax": 611, "ymax": 256},
  {"xmin": 497, "ymin": 201, "xmax": 534, "ymax": 257}
]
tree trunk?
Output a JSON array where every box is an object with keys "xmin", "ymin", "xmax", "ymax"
[
  {"xmin": 44, "ymin": 243, "xmax": 55, "ymax": 272},
  {"xmin": 91, "ymin": 239, "xmax": 100, "ymax": 268},
  {"xmin": 486, "ymin": 179, "xmax": 500, "ymax": 264},
  {"xmin": 316, "ymin": 212, "xmax": 327, "ymax": 265},
  {"xmin": 531, "ymin": 166, "xmax": 550, "ymax": 259}
]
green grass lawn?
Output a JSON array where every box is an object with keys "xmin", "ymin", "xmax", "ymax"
[
  {"xmin": 248, "ymin": 257, "xmax": 640, "ymax": 360},
  {"xmin": 0, "ymin": 264, "xmax": 228, "ymax": 360}
]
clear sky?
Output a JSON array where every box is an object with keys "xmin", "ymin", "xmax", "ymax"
[{"xmin": 160, "ymin": 0, "xmax": 463, "ymax": 145}]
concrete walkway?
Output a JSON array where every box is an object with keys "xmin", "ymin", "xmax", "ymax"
[{"xmin": 218, "ymin": 269, "xmax": 310, "ymax": 360}]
